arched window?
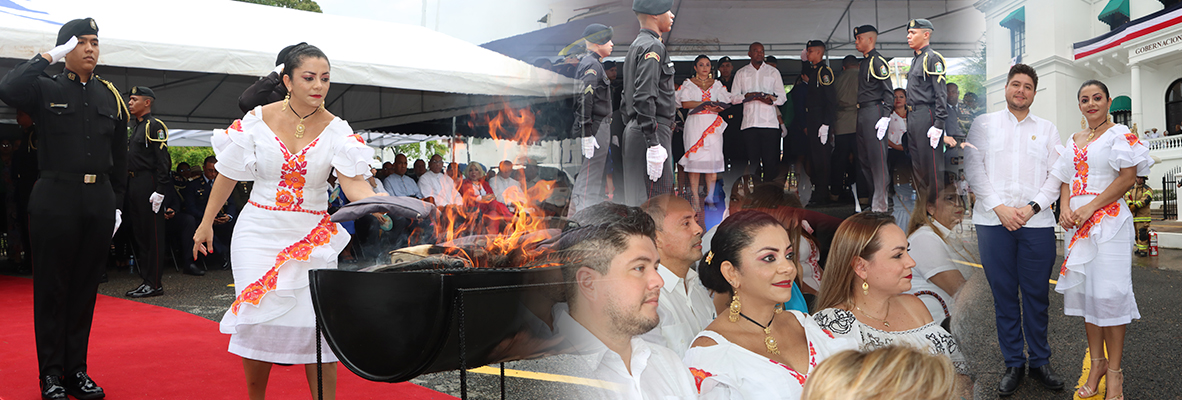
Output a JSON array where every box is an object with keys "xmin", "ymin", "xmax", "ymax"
[{"xmin": 1167, "ymin": 79, "xmax": 1182, "ymax": 136}]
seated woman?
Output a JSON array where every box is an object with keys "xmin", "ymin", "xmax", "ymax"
[
  {"xmin": 905, "ymin": 174, "xmax": 977, "ymax": 326},
  {"xmin": 811, "ymin": 212, "xmax": 971, "ymax": 396},
  {"xmin": 458, "ymin": 162, "xmax": 512, "ymax": 234},
  {"xmin": 685, "ymin": 211, "xmax": 857, "ymax": 399}
]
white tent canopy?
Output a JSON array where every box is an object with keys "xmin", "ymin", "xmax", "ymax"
[{"xmin": 0, "ymin": 0, "xmax": 577, "ymax": 132}]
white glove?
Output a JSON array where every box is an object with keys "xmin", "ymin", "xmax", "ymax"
[
  {"xmin": 818, "ymin": 125, "xmax": 829, "ymax": 145},
  {"xmin": 875, "ymin": 117, "xmax": 890, "ymax": 140},
  {"xmin": 112, "ymin": 209, "xmax": 122, "ymax": 238},
  {"xmin": 272, "ymin": 63, "xmax": 285, "ymax": 75},
  {"xmin": 780, "ymin": 124, "xmax": 788, "ymax": 138},
  {"xmin": 149, "ymin": 192, "xmax": 165, "ymax": 213},
  {"xmin": 45, "ymin": 36, "xmax": 77, "ymax": 64},
  {"xmin": 927, "ymin": 126, "xmax": 944, "ymax": 149},
  {"xmin": 582, "ymin": 136, "xmax": 599, "ymax": 159},
  {"xmin": 646, "ymin": 144, "xmax": 668, "ymax": 182}
]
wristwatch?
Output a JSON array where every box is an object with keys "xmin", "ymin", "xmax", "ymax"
[{"xmin": 1027, "ymin": 201, "xmax": 1041, "ymax": 214}]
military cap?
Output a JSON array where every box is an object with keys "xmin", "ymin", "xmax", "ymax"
[
  {"xmin": 842, "ymin": 55, "xmax": 859, "ymax": 67},
  {"xmin": 603, "ymin": 60, "xmax": 617, "ymax": 70},
  {"xmin": 806, "ymin": 40, "xmax": 826, "ymax": 49},
  {"xmin": 908, "ymin": 19, "xmax": 935, "ymax": 31},
  {"xmin": 582, "ymin": 23, "xmax": 614, "ymax": 45},
  {"xmin": 128, "ymin": 86, "xmax": 156, "ymax": 99},
  {"xmin": 718, "ymin": 56, "xmax": 732, "ymax": 64},
  {"xmin": 853, "ymin": 25, "xmax": 878, "ymax": 37},
  {"xmin": 633, "ymin": 0, "xmax": 673, "ymax": 15},
  {"xmin": 765, "ymin": 55, "xmax": 778, "ymax": 65},
  {"xmin": 56, "ymin": 18, "xmax": 98, "ymax": 46},
  {"xmin": 276, "ymin": 42, "xmax": 307, "ymax": 66}
]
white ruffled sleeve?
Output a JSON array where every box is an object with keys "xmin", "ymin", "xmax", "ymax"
[
  {"xmin": 211, "ymin": 111, "xmax": 258, "ymax": 182},
  {"xmin": 1108, "ymin": 124, "xmax": 1154, "ymax": 176},
  {"xmin": 329, "ymin": 120, "xmax": 375, "ymax": 179},
  {"xmin": 1048, "ymin": 144, "xmax": 1073, "ymax": 184},
  {"xmin": 676, "ymin": 79, "xmax": 696, "ymax": 104}
]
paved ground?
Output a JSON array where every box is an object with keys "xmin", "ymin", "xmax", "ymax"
[{"xmin": 3, "ymin": 219, "xmax": 1180, "ymax": 399}]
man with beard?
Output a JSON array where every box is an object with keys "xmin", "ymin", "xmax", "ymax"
[
  {"xmin": 553, "ymin": 204, "xmax": 697, "ymax": 398},
  {"xmin": 639, "ymin": 195, "xmax": 714, "ymax": 357}
]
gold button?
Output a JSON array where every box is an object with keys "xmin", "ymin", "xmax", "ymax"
[{"xmin": 1032, "ymin": 135, "xmax": 1037, "ymax": 140}]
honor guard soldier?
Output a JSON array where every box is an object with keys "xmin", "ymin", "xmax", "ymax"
[
  {"xmin": 854, "ymin": 25, "xmax": 895, "ymax": 212},
  {"xmin": 905, "ymin": 18, "xmax": 950, "ymax": 198},
  {"xmin": 801, "ymin": 40, "xmax": 837, "ymax": 205},
  {"xmin": 569, "ymin": 23, "xmax": 615, "ymax": 215},
  {"xmin": 0, "ymin": 18, "xmax": 126, "ymax": 400},
  {"xmin": 622, "ymin": 0, "xmax": 676, "ymax": 206}
]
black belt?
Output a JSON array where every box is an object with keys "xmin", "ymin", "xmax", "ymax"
[
  {"xmin": 907, "ymin": 103, "xmax": 934, "ymax": 111},
  {"xmin": 41, "ymin": 170, "xmax": 108, "ymax": 184},
  {"xmin": 128, "ymin": 170, "xmax": 153, "ymax": 178}
]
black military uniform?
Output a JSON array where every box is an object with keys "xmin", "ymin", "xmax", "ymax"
[
  {"xmin": 621, "ymin": 0, "xmax": 676, "ymax": 206},
  {"xmin": 125, "ymin": 86, "xmax": 180, "ymax": 296},
  {"xmin": 569, "ymin": 24, "xmax": 614, "ymax": 215},
  {"xmin": 801, "ymin": 40, "xmax": 837, "ymax": 204},
  {"xmin": 855, "ymin": 25, "xmax": 895, "ymax": 212},
  {"xmin": 0, "ymin": 18, "xmax": 125, "ymax": 399},
  {"xmin": 11, "ymin": 113, "xmax": 38, "ymax": 274},
  {"xmin": 237, "ymin": 42, "xmax": 305, "ymax": 113},
  {"xmin": 904, "ymin": 19, "xmax": 949, "ymax": 197}
]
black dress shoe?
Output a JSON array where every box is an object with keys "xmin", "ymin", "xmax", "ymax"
[
  {"xmin": 41, "ymin": 375, "xmax": 67, "ymax": 400},
  {"xmin": 1029, "ymin": 363, "xmax": 1065, "ymax": 390},
  {"xmin": 183, "ymin": 263, "xmax": 206, "ymax": 276},
  {"xmin": 998, "ymin": 366, "xmax": 1024, "ymax": 396},
  {"xmin": 65, "ymin": 371, "xmax": 105, "ymax": 399},
  {"xmin": 128, "ymin": 286, "xmax": 163, "ymax": 298},
  {"xmin": 125, "ymin": 284, "xmax": 151, "ymax": 297}
]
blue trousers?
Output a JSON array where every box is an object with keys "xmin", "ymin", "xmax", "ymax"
[{"xmin": 976, "ymin": 224, "xmax": 1056, "ymax": 368}]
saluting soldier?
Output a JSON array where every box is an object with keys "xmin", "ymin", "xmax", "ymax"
[
  {"xmin": 854, "ymin": 25, "xmax": 895, "ymax": 212},
  {"xmin": 801, "ymin": 40, "xmax": 837, "ymax": 205},
  {"xmin": 568, "ymin": 23, "xmax": 615, "ymax": 215},
  {"xmin": 905, "ymin": 18, "xmax": 951, "ymax": 198},
  {"xmin": 0, "ymin": 18, "xmax": 126, "ymax": 400},
  {"xmin": 621, "ymin": 0, "xmax": 676, "ymax": 206}
]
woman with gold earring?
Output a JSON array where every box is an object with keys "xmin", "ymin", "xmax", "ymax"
[
  {"xmin": 686, "ymin": 211, "xmax": 856, "ymax": 399},
  {"xmin": 1050, "ymin": 80, "xmax": 1151, "ymax": 400},
  {"xmin": 812, "ymin": 211, "xmax": 971, "ymax": 398}
]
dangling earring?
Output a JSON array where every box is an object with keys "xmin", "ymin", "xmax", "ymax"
[
  {"xmin": 1107, "ymin": 114, "xmax": 1112, "ymax": 124},
  {"xmin": 1080, "ymin": 116, "xmax": 1086, "ymax": 130},
  {"xmin": 862, "ymin": 281, "xmax": 870, "ymax": 296},
  {"xmin": 729, "ymin": 291, "xmax": 742, "ymax": 322},
  {"xmin": 282, "ymin": 92, "xmax": 290, "ymax": 112}
]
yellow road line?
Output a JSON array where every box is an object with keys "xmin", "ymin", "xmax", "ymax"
[
  {"xmin": 467, "ymin": 366, "xmax": 617, "ymax": 389},
  {"xmin": 1074, "ymin": 347, "xmax": 1108, "ymax": 399},
  {"xmin": 952, "ymin": 260, "xmax": 1058, "ymax": 285}
]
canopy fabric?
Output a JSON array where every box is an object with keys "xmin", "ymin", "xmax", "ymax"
[
  {"xmin": 0, "ymin": 0, "xmax": 578, "ymax": 131},
  {"xmin": 482, "ymin": 0, "xmax": 986, "ymax": 61},
  {"xmin": 1099, "ymin": 0, "xmax": 1130, "ymax": 24},
  {"xmin": 1000, "ymin": 7, "xmax": 1025, "ymax": 30},
  {"xmin": 1110, "ymin": 95, "xmax": 1132, "ymax": 113}
]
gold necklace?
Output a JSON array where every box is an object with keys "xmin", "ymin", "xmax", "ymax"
[
  {"xmin": 1086, "ymin": 120, "xmax": 1109, "ymax": 142},
  {"xmin": 738, "ymin": 306, "xmax": 783, "ymax": 355},
  {"xmin": 290, "ymin": 103, "xmax": 322, "ymax": 138},
  {"xmin": 855, "ymin": 300, "xmax": 891, "ymax": 328}
]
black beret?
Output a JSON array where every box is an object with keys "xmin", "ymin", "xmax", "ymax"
[
  {"xmin": 603, "ymin": 60, "xmax": 617, "ymax": 69},
  {"xmin": 806, "ymin": 40, "xmax": 826, "ymax": 49},
  {"xmin": 718, "ymin": 56, "xmax": 732, "ymax": 64},
  {"xmin": 56, "ymin": 18, "xmax": 98, "ymax": 46},
  {"xmin": 854, "ymin": 25, "xmax": 878, "ymax": 37},
  {"xmin": 128, "ymin": 86, "xmax": 155, "ymax": 99},
  {"xmin": 582, "ymin": 23, "xmax": 613, "ymax": 45},
  {"xmin": 842, "ymin": 55, "xmax": 859, "ymax": 67},
  {"xmin": 633, "ymin": 0, "xmax": 673, "ymax": 15},
  {"xmin": 765, "ymin": 55, "xmax": 778, "ymax": 64},
  {"xmin": 276, "ymin": 42, "xmax": 307, "ymax": 66},
  {"xmin": 908, "ymin": 19, "xmax": 935, "ymax": 31}
]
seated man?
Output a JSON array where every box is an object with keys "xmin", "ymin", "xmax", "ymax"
[
  {"xmin": 639, "ymin": 195, "xmax": 714, "ymax": 357},
  {"xmin": 490, "ymin": 159, "xmax": 527, "ymax": 207},
  {"xmin": 183, "ymin": 156, "xmax": 235, "ymax": 269},
  {"xmin": 417, "ymin": 154, "xmax": 461, "ymax": 207},
  {"xmin": 550, "ymin": 206, "xmax": 697, "ymax": 399}
]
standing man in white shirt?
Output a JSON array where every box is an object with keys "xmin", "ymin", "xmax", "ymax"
[
  {"xmin": 964, "ymin": 64, "xmax": 1065, "ymax": 396},
  {"xmin": 417, "ymin": 154, "xmax": 461, "ymax": 207},
  {"xmin": 552, "ymin": 206, "xmax": 698, "ymax": 399},
  {"xmin": 730, "ymin": 42, "xmax": 786, "ymax": 182},
  {"xmin": 638, "ymin": 195, "xmax": 714, "ymax": 357}
]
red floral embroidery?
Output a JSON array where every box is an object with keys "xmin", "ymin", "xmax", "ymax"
[
  {"xmin": 689, "ymin": 368, "xmax": 713, "ymax": 392},
  {"xmin": 275, "ymin": 189, "xmax": 295, "ymax": 208},
  {"xmin": 1060, "ymin": 201, "xmax": 1122, "ymax": 276},
  {"xmin": 768, "ymin": 342, "xmax": 818, "ymax": 387},
  {"xmin": 227, "ymin": 119, "xmax": 243, "ymax": 133},
  {"xmin": 273, "ymin": 136, "xmax": 319, "ymax": 209},
  {"xmin": 350, "ymin": 134, "xmax": 365, "ymax": 144},
  {"xmin": 1071, "ymin": 144, "xmax": 1093, "ymax": 196},
  {"xmin": 231, "ymin": 213, "xmax": 336, "ymax": 314},
  {"xmin": 1125, "ymin": 132, "xmax": 1140, "ymax": 147},
  {"xmin": 683, "ymin": 85, "xmax": 724, "ymax": 158},
  {"xmin": 822, "ymin": 329, "xmax": 835, "ymax": 339}
]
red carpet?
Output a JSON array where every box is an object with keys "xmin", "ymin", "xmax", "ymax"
[{"xmin": 0, "ymin": 276, "xmax": 456, "ymax": 400}]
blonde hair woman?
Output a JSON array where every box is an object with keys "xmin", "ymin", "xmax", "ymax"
[{"xmin": 801, "ymin": 345, "xmax": 956, "ymax": 400}]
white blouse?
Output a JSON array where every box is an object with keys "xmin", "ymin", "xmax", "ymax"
[{"xmin": 812, "ymin": 308, "xmax": 969, "ymax": 375}]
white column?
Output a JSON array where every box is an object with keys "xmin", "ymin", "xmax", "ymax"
[{"xmin": 1131, "ymin": 63, "xmax": 1142, "ymax": 132}]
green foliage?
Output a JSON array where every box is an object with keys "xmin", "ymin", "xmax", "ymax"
[
  {"xmin": 947, "ymin": 74, "xmax": 985, "ymax": 100},
  {"xmin": 235, "ymin": 0, "xmax": 322, "ymax": 13},
  {"xmin": 393, "ymin": 140, "xmax": 451, "ymax": 161},
  {"xmin": 168, "ymin": 146, "xmax": 216, "ymax": 170}
]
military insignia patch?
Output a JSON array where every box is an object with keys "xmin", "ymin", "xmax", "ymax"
[
  {"xmin": 584, "ymin": 69, "xmax": 597, "ymax": 76},
  {"xmin": 879, "ymin": 65, "xmax": 888, "ymax": 76},
  {"xmin": 644, "ymin": 51, "xmax": 660, "ymax": 61},
  {"xmin": 90, "ymin": 19, "xmax": 97, "ymax": 30},
  {"xmin": 131, "ymin": 87, "xmax": 137, "ymax": 95},
  {"xmin": 935, "ymin": 62, "xmax": 944, "ymax": 74},
  {"xmin": 821, "ymin": 74, "xmax": 832, "ymax": 85}
]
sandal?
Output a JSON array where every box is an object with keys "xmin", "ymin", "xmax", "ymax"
[
  {"xmin": 1076, "ymin": 357, "xmax": 1106, "ymax": 399},
  {"xmin": 1104, "ymin": 367, "xmax": 1123, "ymax": 400}
]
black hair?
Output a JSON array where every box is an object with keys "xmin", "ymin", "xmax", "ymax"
[
  {"xmin": 1007, "ymin": 64, "xmax": 1038, "ymax": 90},
  {"xmin": 1078, "ymin": 79, "xmax": 1110, "ymax": 99},
  {"xmin": 276, "ymin": 42, "xmax": 307, "ymax": 66},
  {"xmin": 554, "ymin": 209, "xmax": 657, "ymax": 302},
  {"xmin": 203, "ymin": 155, "xmax": 217, "ymax": 165},
  {"xmin": 694, "ymin": 54, "xmax": 711, "ymax": 67},
  {"xmin": 698, "ymin": 210, "xmax": 785, "ymax": 294},
  {"xmin": 569, "ymin": 202, "xmax": 646, "ymax": 229},
  {"xmin": 282, "ymin": 44, "xmax": 330, "ymax": 79}
]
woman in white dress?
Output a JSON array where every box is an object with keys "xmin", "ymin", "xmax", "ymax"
[
  {"xmin": 905, "ymin": 174, "xmax": 977, "ymax": 326},
  {"xmin": 677, "ymin": 55, "xmax": 733, "ymax": 208},
  {"xmin": 194, "ymin": 44, "xmax": 381, "ymax": 400},
  {"xmin": 686, "ymin": 211, "xmax": 856, "ymax": 399},
  {"xmin": 1052, "ymin": 80, "xmax": 1150, "ymax": 400},
  {"xmin": 811, "ymin": 212, "xmax": 971, "ymax": 397}
]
